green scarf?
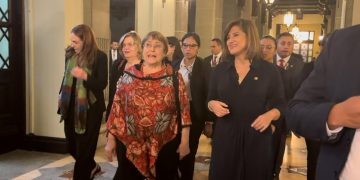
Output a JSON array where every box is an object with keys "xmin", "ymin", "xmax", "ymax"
[{"xmin": 59, "ymin": 56, "xmax": 96, "ymax": 134}]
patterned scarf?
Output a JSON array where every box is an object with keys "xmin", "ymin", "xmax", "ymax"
[{"xmin": 59, "ymin": 56, "xmax": 96, "ymax": 134}]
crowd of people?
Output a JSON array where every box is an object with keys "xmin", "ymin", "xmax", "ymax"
[{"xmin": 57, "ymin": 19, "xmax": 360, "ymax": 180}]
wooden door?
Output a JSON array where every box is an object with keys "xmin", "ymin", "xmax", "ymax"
[{"xmin": 0, "ymin": 0, "xmax": 25, "ymax": 154}]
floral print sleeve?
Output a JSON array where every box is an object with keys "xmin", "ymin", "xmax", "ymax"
[
  {"xmin": 177, "ymin": 73, "xmax": 191, "ymax": 127},
  {"xmin": 106, "ymin": 77, "xmax": 126, "ymax": 138}
]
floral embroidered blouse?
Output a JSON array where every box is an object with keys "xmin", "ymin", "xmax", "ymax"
[{"xmin": 107, "ymin": 64, "xmax": 191, "ymax": 178}]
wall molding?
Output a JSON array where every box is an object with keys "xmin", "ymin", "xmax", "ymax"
[{"xmin": 22, "ymin": 134, "xmax": 68, "ymax": 154}]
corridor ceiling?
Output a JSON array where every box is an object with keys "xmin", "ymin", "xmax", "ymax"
[{"xmin": 268, "ymin": 0, "xmax": 336, "ymax": 16}]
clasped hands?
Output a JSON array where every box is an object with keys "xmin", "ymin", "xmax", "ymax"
[{"xmin": 207, "ymin": 100, "xmax": 273, "ymax": 133}]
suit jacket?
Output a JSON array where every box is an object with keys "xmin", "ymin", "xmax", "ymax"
[
  {"xmin": 58, "ymin": 50, "xmax": 108, "ymax": 114},
  {"xmin": 108, "ymin": 49, "xmax": 121, "ymax": 72},
  {"xmin": 105, "ymin": 58, "xmax": 127, "ymax": 120},
  {"xmin": 204, "ymin": 54, "xmax": 223, "ymax": 68},
  {"xmin": 274, "ymin": 53, "xmax": 304, "ymax": 102},
  {"xmin": 173, "ymin": 57, "xmax": 212, "ymax": 132},
  {"xmin": 287, "ymin": 25, "xmax": 360, "ymax": 180}
]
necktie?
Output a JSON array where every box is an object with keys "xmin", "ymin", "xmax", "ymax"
[
  {"xmin": 211, "ymin": 55, "xmax": 217, "ymax": 67},
  {"xmin": 112, "ymin": 50, "xmax": 117, "ymax": 60},
  {"xmin": 278, "ymin": 59, "xmax": 285, "ymax": 68}
]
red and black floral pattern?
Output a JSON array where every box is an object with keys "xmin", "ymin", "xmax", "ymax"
[{"xmin": 107, "ymin": 65, "xmax": 191, "ymax": 178}]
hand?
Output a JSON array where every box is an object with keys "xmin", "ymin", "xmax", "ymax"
[
  {"xmin": 293, "ymin": 131, "xmax": 301, "ymax": 138},
  {"xmin": 71, "ymin": 66, "xmax": 88, "ymax": 80},
  {"xmin": 104, "ymin": 134, "xmax": 117, "ymax": 161},
  {"xmin": 203, "ymin": 123, "xmax": 213, "ymax": 138},
  {"xmin": 271, "ymin": 124, "xmax": 276, "ymax": 134},
  {"xmin": 208, "ymin": 100, "xmax": 230, "ymax": 117},
  {"xmin": 177, "ymin": 142, "xmax": 190, "ymax": 160},
  {"xmin": 251, "ymin": 114, "xmax": 272, "ymax": 132},
  {"xmin": 328, "ymin": 96, "xmax": 360, "ymax": 129}
]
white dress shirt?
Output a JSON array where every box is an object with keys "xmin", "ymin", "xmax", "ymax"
[
  {"xmin": 326, "ymin": 124, "xmax": 360, "ymax": 179},
  {"xmin": 276, "ymin": 54, "xmax": 291, "ymax": 69},
  {"xmin": 111, "ymin": 49, "xmax": 118, "ymax": 61},
  {"xmin": 213, "ymin": 52, "xmax": 222, "ymax": 65},
  {"xmin": 340, "ymin": 129, "xmax": 360, "ymax": 179},
  {"xmin": 178, "ymin": 58, "xmax": 194, "ymax": 101}
]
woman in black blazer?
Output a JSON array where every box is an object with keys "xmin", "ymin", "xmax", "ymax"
[
  {"xmin": 173, "ymin": 32, "xmax": 211, "ymax": 180},
  {"xmin": 58, "ymin": 24, "xmax": 107, "ymax": 179}
]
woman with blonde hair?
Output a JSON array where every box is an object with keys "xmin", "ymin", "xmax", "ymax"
[{"xmin": 105, "ymin": 31, "xmax": 142, "ymax": 120}]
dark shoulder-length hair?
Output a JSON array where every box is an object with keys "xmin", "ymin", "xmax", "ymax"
[
  {"xmin": 167, "ymin": 36, "xmax": 183, "ymax": 61},
  {"xmin": 65, "ymin": 24, "xmax": 99, "ymax": 69},
  {"xmin": 181, "ymin": 32, "xmax": 201, "ymax": 47},
  {"xmin": 223, "ymin": 19, "xmax": 260, "ymax": 60}
]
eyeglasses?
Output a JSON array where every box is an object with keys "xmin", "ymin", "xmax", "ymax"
[
  {"xmin": 260, "ymin": 45, "xmax": 274, "ymax": 50},
  {"xmin": 144, "ymin": 43, "xmax": 163, "ymax": 50},
  {"xmin": 182, "ymin": 43, "xmax": 198, "ymax": 49},
  {"xmin": 122, "ymin": 43, "xmax": 136, "ymax": 49}
]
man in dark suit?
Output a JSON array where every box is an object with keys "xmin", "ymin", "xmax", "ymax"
[
  {"xmin": 287, "ymin": 25, "xmax": 360, "ymax": 180},
  {"xmin": 203, "ymin": 38, "xmax": 223, "ymax": 68},
  {"xmin": 273, "ymin": 32, "xmax": 304, "ymax": 179},
  {"xmin": 109, "ymin": 41, "xmax": 121, "ymax": 72},
  {"xmin": 173, "ymin": 32, "xmax": 212, "ymax": 180}
]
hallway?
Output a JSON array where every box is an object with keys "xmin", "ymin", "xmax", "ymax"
[{"xmin": 0, "ymin": 134, "xmax": 307, "ymax": 180}]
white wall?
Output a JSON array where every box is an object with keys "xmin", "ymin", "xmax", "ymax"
[
  {"xmin": 64, "ymin": 0, "xmax": 84, "ymax": 46},
  {"xmin": 196, "ymin": 0, "xmax": 217, "ymax": 58},
  {"xmin": 26, "ymin": 0, "xmax": 70, "ymax": 137},
  {"xmin": 353, "ymin": 0, "xmax": 360, "ymax": 25},
  {"xmin": 136, "ymin": 0, "xmax": 176, "ymax": 38},
  {"xmin": 92, "ymin": 0, "xmax": 110, "ymax": 39}
]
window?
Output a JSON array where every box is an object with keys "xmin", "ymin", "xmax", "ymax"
[
  {"xmin": 292, "ymin": 31, "xmax": 315, "ymax": 62},
  {"xmin": 0, "ymin": 0, "xmax": 9, "ymax": 69}
]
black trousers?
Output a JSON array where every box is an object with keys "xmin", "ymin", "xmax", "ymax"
[
  {"xmin": 64, "ymin": 107, "xmax": 103, "ymax": 180},
  {"xmin": 178, "ymin": 104, "xmax": 203, "ymax": 180},
  {"xmin": 272, "ymin": 124, "xmax": 287, "ymax": 177},
  {"xmin": 305, "ymin": 138, "xmax": 320, "ymax": 180},
  {"xmin": 113, "ymin": 134, "xmax": 181, "ymax": 180}
]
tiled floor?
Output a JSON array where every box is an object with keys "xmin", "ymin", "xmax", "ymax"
[{"xmin": 2, "ymin": 134, "xmax": 308, "ymax": 180}]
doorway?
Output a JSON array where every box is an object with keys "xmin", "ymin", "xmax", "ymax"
[{"xmin": 0, "ymin": 0, "xmax": 25, "ymax": 154}]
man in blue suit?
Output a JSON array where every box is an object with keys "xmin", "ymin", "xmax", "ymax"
[{"xmin": 287, "ymin": 24, "xmax": 360, "ymax": 180}]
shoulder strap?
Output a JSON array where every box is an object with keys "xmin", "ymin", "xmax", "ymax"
[{"xmin": 172, "ymin": 71, "xmax": 182, "ymax": 134}]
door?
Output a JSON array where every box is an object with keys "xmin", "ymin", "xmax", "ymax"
[{"xmin": 0, "ymin": 0, "xmax": 25, "ymax": 154}]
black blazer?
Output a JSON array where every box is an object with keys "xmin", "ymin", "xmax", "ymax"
[
  {"xmin": 105, "ymin": 59, "xmax": 127, "ymax": 120},
  {"xmin": 58, "ymin": 50, "xmax": 108, "ymax": 114},
  {"xmin": 204, "ymin": 54, "xmax": 223, "ymax": 68},
  {"xmin": 274, "ymin": 53, "xmax": 304, "ymax": 102},
  {"xmin": 173, "ymin": 57, "xmax": 212, "ymax": 128},
  {"xmin": 108, "ymin": 49, "xmax": 121, "ymax": 72},
  {"xmin": 83, "ymin": 50, "xmax": 108, "ymax": 112},
  {"xmin": 287, "ymin": 25, "xmax": 360, "ymax": 180}
]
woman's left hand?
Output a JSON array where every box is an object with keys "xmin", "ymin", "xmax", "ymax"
[
  {"xmin": 177, "ymin": 142, "xmax": 190, "ymax": 160},
  {"xmin": 251, "ymin": 114, "xmax": 272, "ymax": 132}
]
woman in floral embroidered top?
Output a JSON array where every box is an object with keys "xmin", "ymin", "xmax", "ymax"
[{"xmin": 105, "ymin": 31, "xmax": 191, "ymax": 180}]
